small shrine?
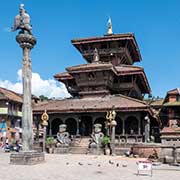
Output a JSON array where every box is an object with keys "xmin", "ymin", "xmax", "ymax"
[{"xmin": 160, "ymin": 88, "xmax": 180, "ymax": 144}]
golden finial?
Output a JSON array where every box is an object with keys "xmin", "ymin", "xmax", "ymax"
[{"xmin": 41, "ymin": 109, "xmax": 49, "ymax": 126}]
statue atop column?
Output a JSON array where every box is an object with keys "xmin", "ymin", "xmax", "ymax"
[
  {"xmin": 10, "ymin": 4, "xmax": 44, "ymax": 165},
  {"xmin": 56, "ymin": 124, "xmax": 71, "ymax": 147},
  {"xmin": 12, "ymin": 4, "xmax": 32, "ymax": 35}
]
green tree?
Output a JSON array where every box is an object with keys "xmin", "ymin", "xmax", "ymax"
[{"xmin": 39, "ymin": 95, "xmax": 49, "ymax": 101}]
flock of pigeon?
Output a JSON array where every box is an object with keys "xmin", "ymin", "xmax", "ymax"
[{"xmin": 65, "ymin": 159, "xmax": 127, "ymax": 168}]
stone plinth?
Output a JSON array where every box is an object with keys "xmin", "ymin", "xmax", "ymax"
[
  {"xmin": 54, "ymin": 147, "xmax": 69, "ymax": 154},
  {"xmin": 160, "ymin": 145, "xmax": 180, "ymax": 164},
  {"xmin": 161, "ymin": 127, "xmax": 180, "ymax": 145},
  {"xmin": 69, "ymin": 147, "xmax": 88, "ymax": 154},
  {"xmin": 132, "ymin": 143, "xmax": 162, "ymax": 158},
  {"xmin": 89, "ymin": 146, "xmax": 104, "ymax": 155},
  {"xmin": 10, "ymin": 151, "xmax": 45, "ymax": 165}
]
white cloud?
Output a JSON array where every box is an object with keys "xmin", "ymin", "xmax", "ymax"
[{"xmin": 0, "ymin": 69, "xmax": 71, "ymax": 99}]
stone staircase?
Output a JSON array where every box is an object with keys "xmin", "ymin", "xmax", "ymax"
[
  {"xmin": 69, "ymin": 137, "xmax": 90, "ymax": 154},
  {"xmin": 53, "ymin": 137, "xmax": 132, "ymax": 155}
]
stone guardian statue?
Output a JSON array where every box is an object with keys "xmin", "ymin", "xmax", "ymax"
[
  {"xmin": 89, "ymin": 123, "xmax": 104, "ymax": 148},
  {"xmin": 56, "ymin": 124, "xmax": 71, "ymax": 147}
]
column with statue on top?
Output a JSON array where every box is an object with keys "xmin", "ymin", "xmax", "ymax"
[{"xmin": 10, "ymin": 4, "xmax": 45, "ymax": 165}]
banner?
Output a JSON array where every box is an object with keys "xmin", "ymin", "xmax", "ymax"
[{"xmin": 137, "ymin": 160, "xmax": 152, "ymax": 176}]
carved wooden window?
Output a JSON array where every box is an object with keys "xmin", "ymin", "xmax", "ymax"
[{"xmin": 88, "ymin": 72, "xmax": 95, "ymax": 80}]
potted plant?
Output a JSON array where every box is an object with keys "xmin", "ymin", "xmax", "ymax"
[
  {"xmin": 101, "ymin": 136, "xmax": 112, "ymax": 155},
  {"xmin": 45, "ymin": 136, "xmax": 55, "ymax": 153}
]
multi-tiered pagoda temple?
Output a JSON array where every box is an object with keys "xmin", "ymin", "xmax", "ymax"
[{"xmin": 33, "ymin": 21, "xmax": 159, "ymax": 143}]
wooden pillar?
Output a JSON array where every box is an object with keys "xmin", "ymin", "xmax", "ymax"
[
  {"xmin": 168, "ymin": 109, "xmax": 174, "ymax": 127},
  {"xmin": 138, "ymin": 117, "xmax": 141, "ymax": 135},
  {"xmin": 49, "ymin": 119, "xmax": 52, "ymax": 136},
  {"xmin": 76, "ymin": 118, "xmax": 80, "ymax": 136},
  {"xmin": 122, "ymin": 117, "xmax": 125, "ymax": 135}
]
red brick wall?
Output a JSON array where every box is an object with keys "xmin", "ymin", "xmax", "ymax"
[{"xmin": 133, "ymin": 146, "xmax": 161, "ymax": 158}]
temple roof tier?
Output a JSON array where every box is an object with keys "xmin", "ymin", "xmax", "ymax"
[
  {"xmin": 33, "ymin": 94, "xmax": 151, "ymax": 114},
  {"xmin": 54, "ymin": 63, "xmax": 151, "ymax": 95},
  {"xmin": 71, "ymin": 33, "xmax": 141, "ymax": 64},
  {"xmin": 0, "ymin": 87, "xmax": 22, "ymax": 103}
]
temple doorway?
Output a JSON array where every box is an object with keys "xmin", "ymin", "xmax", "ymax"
[
  {"xmin": 125, "ymin": 116, "xmax": 138, "ymax": 135},
  {"xmin": 65, "ymin": 118, "xmax": 77, "ymax": 135},
  {"xmin": 115, "ymin": 116, "xmax": 123, "ymax": 134},
  {"xmin": 51, "ymin": 118, "xmax": 63, "ymax": 136},
  {"xmin": 79, "ymin": 116, "xmax": 92, "ymax": 136},
  {"xmin": 150, "ymin": 118, "xmax": 161, "ymax": 143}
]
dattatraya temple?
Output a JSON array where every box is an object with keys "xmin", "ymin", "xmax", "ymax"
[{"xmin": 33, "ymin": 19, "xmax": 160, "ymax": 144}]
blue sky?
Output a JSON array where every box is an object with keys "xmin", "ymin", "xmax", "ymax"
[{"xmin": 0, "ymin": 0, "xmax": 180, "ymax": 98}]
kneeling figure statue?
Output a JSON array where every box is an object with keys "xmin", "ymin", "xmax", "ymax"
[
  {"xmin": 89, "ymin": 123, "xmax": 104, "ymax": 148},
  {"xmin": 56, "ymin": 124, "xmax": 71, "ymax": 147}
]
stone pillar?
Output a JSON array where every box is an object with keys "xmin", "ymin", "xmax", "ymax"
[
  {"xmin": 10, "ymin": 4, "xmax": 44, "ymax": 165},
  {"xmin": 10, "ymin": 34, "xmax": 45, "ymax": 165},
  {"xmin": 144, "ymin": 114, "xmax": 150, "ymax": 143},
  {"xmin": 172, "ymin": 144, "xmax": 177, "ymax": 164},
  {"xmin": 111, "ymin": 120, "xmax": 117, "ymax": 155},
  {"xmin": 16, "ymin": 34, "xmax": 36, "ymax": 151}
]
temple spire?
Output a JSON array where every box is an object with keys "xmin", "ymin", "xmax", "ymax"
[{"xmin": 107, "ymin": 17, "xmax": 113, "ymax": 35}]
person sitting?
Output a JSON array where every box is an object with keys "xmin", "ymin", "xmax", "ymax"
[
  {"xmin": 14, "ymin": 140, "xmax": 21, "ymax": 152},
  {"xmin": 148, "ymin": 148, "xmax": 158, "ymax": 160},
  {"xmin": 124, "ymin": 147, "xmax": 134, "ymax": 157}
]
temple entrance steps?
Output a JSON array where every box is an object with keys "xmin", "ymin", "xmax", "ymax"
[
  {"xmin": 69, "ymin": 137, "xmax": 133, "ymax": 155},
  {"xmin": 69, "ymin": 136, "xmax": 90, "ymax": 154},
  {"xmin": 70, "ymin": 136, "xmax": 90, "ymax": 147},
  {"xmin": 77, "ymin": 137, "xmax": 90, "ymax": 147}
]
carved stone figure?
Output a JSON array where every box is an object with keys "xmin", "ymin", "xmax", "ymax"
[
  {"xmin": 12, "ymin": 4, "xmax": 32, "ymax": 35},
  {"xmin": 172, "ymin": 120, "xmax": 178, "ymax": 128},
  {"xmin": 56, "ymin": 124, "xmax": 71, "ymax": 147},
  {"xmin": 93, "ymin": 48, "xmax": 100, "ymax": 62},
  {"xmin": 89, "ymin": 123, "xmax": 104, "ymax": 148}
]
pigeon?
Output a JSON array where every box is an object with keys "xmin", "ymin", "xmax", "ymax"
[
  {"xmin": 88, "ymin": 163, "xmax": 92, "ymax": 166},
  {"xmin": 98, "ymin": 164, "xmax": 101, "ymax": 167},
  {"xmin": 78, "ymin": 162, "xmax": 83, "ymax": 166},
  {"xmin": 66, "ymin": 162, "xmax": 69, "ymax": 165},
  {"xmin": 109, "ymin": 160, "xmax": 114, "ymax": 165},
  {"xmin": 122, "ymin": 164, "xmax": 127, "ymax": 167},
  {"xmin": 116, "ymin": 163, "xmax": 119, "ymax": 167}
]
